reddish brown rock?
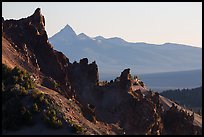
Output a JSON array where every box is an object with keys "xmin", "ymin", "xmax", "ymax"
[{"xmin": 2, "ymin": 8, "xmax": 71, "ymax": 97}]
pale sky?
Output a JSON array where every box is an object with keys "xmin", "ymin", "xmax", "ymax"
[{"xmin": 2, "ymin": 2, "xmax": 202, "ymax": 48}]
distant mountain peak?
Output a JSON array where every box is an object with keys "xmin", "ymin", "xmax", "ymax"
[
  {"xmin": 57, "ymin": 24, "xmax": 77, "ymax": 38},
  {"xmin": 64, "ymin": 24, "xmax": 73, "ymax": 30},
  {"xmin": 62, "ymin": 24, "xmax": 76, "ymax": 33},
  {"xmin": 78, "ymin": 33, "xmax": 90, "ymax": 40}
]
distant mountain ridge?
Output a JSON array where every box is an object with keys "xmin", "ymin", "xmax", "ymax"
[{"xmin": 49, "ymin": 24, "xmax": 202, "ymax": 80}]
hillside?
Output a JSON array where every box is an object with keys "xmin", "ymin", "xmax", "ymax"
[
  {"xmin": 2, "ymin": 8, "xmax": 202, "ymax": 135},
  {"xmin": 160, "ymin": 87, "xmax": 202, "ymax": 109},
  {"xmin": 2, "ymin": 64, "xmax": 117, "ymax": 135}
]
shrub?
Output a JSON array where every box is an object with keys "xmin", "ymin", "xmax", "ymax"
[
  {"xmin": 10, "ymin": 84, "xmax": 21, "ymax": 96},
  {"xmin": 39, "ymin": 94, "xmax": 45, "ymax": 103},
  {"xmin": 44, "ymin": 98, "xmax": 49, "ymax": 106},
  {"xmin": 32, "ymin": 89, "xmax": 43, "ymax": 98},
  {"xmin": 19, "ymin": 86, "xmax": 28, "ymax": 96},
  {"xmin": 32, "ymin": 103, "xmax": 39, "ymax": 112},
  {"xmin": 11, "ymin": 76, "xmax": 19, "ymax": 84},
  {"xmin": 68, "ymin": 119, "xmax": 83, "ymax": 133},
  {"xmin": 24, "ymin": 80, "xmax": 35, "ymax": 89},
  {"xmin": 43, "ymin": 108, "xmax": 63, "ymax": 128},
  {"xmin": 73, "ymin": 124, "xmax": 83, "ymax": 133},
  {"xmin": 53, "ymin": 81, "xmax": 60, "ymax": 88},
  {"xmin": 2, "ymin": 64, "xmax": 35, "ymax": 89},
  {"xmin": 2, "ymin": 64, "xmax": 36, "ymax": 130},
  {"xmin": 2, "ymin": 64, "xmax": 65, "ymax": 131}
]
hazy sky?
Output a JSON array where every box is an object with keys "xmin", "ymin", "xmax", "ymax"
[{"xmin": 2, "ymin": 2, "xmax": 202, "ymax": 48}]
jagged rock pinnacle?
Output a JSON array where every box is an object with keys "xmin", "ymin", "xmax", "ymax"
[
  {"xmin": 31, "ymin": 8, "xmax": 45, "ymax": 34},
  {"xmin": 119, "ymin": 68, "xmax": 132, "ymax": 90},
  {"xmin": 34, "ymin": 8, "xmax": 41, "ymax": 15}
]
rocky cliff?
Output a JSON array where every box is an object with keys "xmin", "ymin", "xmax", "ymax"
[
  {"xmin": 2, "ymin": 8, "xmax": 202, "ymax": 135},
  {"xmin": 3, "ymin": 8, "xmax": 72, "ymax": 98}
]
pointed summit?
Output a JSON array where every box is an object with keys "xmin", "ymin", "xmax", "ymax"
[
  {"xmin": 64, "ymin": 24, "xmax": 73, "ymax": 30},
  {"xmin": 27, "ymin": 8, "xmax": 46, "ymax": 35},
  {"xmin": 59, "ymin": 24, "xmax": 77, "ymax": 37},
  {"xmin": 64, "ymin": 24, "xmax": 75, "ymax": 32},
  {"xmin": 49, "ymin": 24, "xmax": 78, "ymax": 43},
  {"xmin": 34, "ymin": 8, "xmax": 41, "ymax": 15}
]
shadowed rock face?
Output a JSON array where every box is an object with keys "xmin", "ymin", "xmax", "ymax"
[
  {"xmin": 119, "ymin": 68, "xmax": 132, "ymax": 91},
  {"xmin": 68, "ymin": 58, "xmax": 99, "ymax": 101}
]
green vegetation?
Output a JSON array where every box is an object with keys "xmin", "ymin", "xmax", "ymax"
[
  {"xmin": 32, "ymin": 103, "xmax": 39, "ymax": 112},
  {"xmin": 2, "ymin": 64, "xmax": 35, "ymax": 130},
  {"xmin": 53, "ymin": 80, "xmax": 60, "ymax": 88},
  {"xmin": 3, "ymin": 65, "xmax": 35, "ymax": 90},
  {"xmin": 43, "ymin": 108, "xmax": 63, "ymax": 128},
  {"xmin": 2, "ymin": 64, "xmax": 85, "ymax": 134},
  {"xmin": 2, "ymin": 64, "xmax": 64, "ymax": 131},
  {"xmin": 160, "ymin": 87, "xmax": 202, "ymax": 108},
  {"xmin": 72, "ymin": 123, "xmax": 83, "ymax": 133},
  {"xmin": 42, "ymin": 77, "xmax": 61, "ymax": 93},
  {"xmin": 67, "ymin": 119, "xmax": 84, "ymax": 133}
]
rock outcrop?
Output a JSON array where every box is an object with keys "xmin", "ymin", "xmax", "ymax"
[
  {"xmin": 119, "ymin": 68, "xmax": 132, "ymax": 91},
  {"xmin": 2, "ymin": 8, "xmax": 73, "ymax": 97}
]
